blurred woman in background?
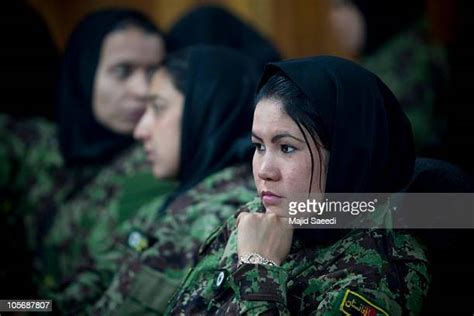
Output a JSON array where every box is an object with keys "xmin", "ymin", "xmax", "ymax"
[{"xmin": 0, "ymin": 8, "xmax": 165, "ymax": 298}]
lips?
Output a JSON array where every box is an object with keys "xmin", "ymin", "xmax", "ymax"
[
  {"xmin": 143, "ymin": 146, "xmax": 155, "ymax": 162},
  {"xmin": 261, "ymin": 190, "xmax": 283, "ymax": 206}
]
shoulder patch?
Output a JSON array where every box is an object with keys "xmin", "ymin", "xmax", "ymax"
[{"xmin": 339, "ymin": 289, "xmax": 389, "ymax": 316}]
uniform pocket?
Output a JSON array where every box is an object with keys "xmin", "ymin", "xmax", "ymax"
[{"xmin": 128, "ymin": 265, "xmax": 182, "ymax": 314}]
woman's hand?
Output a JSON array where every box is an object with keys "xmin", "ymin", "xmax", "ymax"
[{"xmin": 236, "ymin": 212, "xmax": 293, "ymax": 266}]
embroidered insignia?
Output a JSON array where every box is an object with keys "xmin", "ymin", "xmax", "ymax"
[{"xmin": 339, "ymin": 289, "xmax": 389, "ymax": 316}]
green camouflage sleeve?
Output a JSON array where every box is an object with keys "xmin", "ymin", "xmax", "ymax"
[
  {"xmin": 228, "ymin": 264, "xmax": 289, "ymax": 315},
  {"xmin": 217, "ymin": 261, "xmax": 426, "ymax": 316}
]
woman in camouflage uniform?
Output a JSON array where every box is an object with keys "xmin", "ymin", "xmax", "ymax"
[{"xmin": 167, "ymin": 56, "xmax": 430, "ymax": 315}]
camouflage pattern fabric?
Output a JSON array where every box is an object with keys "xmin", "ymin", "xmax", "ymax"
[
  {"xmin": 363, "ymin": 21, "xmax": 447, "ymax": 152},
  {"xmin": 0, "ymin": 114, "xmax": 97, "ymax": 298},
  {"xmin": 48, "ymin": 164, "xmax": 255, "ymax": 314},
  {"xmin": 0, "ymin": 114, "xmax": 80, "ymax": 245},
  {"xmin": 36, "ymin": 144, "xmax": 173, "ymax": 299},
  {"xmin": 167, "ymin": 198, "xmax": 430, "ymax": 315},
  {"xmin": 0, "ymin": 114, "xmax": 168, "ymax": 303}
]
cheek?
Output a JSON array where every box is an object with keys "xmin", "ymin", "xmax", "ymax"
[
  {"xmin": 283, "ymin": 154, "xmax": 313, "ymax": 193},
  {"xmin": 95, "ymin": 75, "xmax": 123, "ymax": 109},
  {"xmin": 171, "ymin": 120, "xmax": 181, "ymax": 162},
  {"xmin": 155, "ymin": 112, "xmax": 181, "ymax": 164},
  {"xmin": 252, "ymin": 152, "xmax": 261, "ymax": 188}
]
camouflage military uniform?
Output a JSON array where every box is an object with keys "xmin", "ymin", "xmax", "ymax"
[
  {"xmin": 47, "ymin": 164, "xmax": 255, "ymax": 314},
  {"xmin": 0, "ymin": 114, "xmax": 171, "ymax": 302},
  {"xmin": 363, "ymin": 22, "xmax": 447, "ymax": 152},
  {"xmin": 167, "ymin": 198, "xmax": 430, "ymax": 315},
  {"xmin": 0, "ymin": 114, "xmax": 97, "ymax": 297},
  {"xmin": 0, "ymin": 114, "xmax": 84, "ymax": 238},
  {"xmin": 36, "ymin": 144, "xmax": 175, "ymax": 298}
]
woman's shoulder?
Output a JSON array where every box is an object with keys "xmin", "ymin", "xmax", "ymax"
[
  {"xmin": 184, "ymin": 164, "xmax": 257, "ymax": 209},
  {"xmin": 287, "ymin": 229, "xmax": 429, "ymax": 315},
  {"xmin": 0, "ymin": 113, "xmax": 58, "ymax": 148},
  {"xmin": 290, "ymin": 229, "xmax": 429, "ymax": 277},
  {"xmin": 1, "ymin": 114, "xmax": 64, "ymax": 199},
  {"xmin": 197, "ymin": 164, "xmax": 254, "ymax": 190},
  {"xmin": 106, "ymin": 144, "xmax": 149, "ymax": 177}
]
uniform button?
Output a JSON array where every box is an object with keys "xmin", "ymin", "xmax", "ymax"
[
  {"xmin": 215, "ymin": 270, "xmax": 226, "ymax": 288},
  {"xmin": 128, "ymin": 231, "xmax": 141, "ymax": 247},
  {"xmin": 127, "ymin": 230, "xmax": 149, "ymax": 252}
]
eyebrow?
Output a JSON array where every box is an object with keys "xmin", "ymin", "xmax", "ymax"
[{"xmin": 251, "ymin": 131, "xmax": 305, "ymax": 143}]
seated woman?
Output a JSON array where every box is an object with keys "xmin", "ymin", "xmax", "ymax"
[
  {"xmin": 52, "ymin": 46, "xmax": 261, "ymax": 314},
  {"xmin": 166, "ymin": 56, "xmax": 429, "ymax": 315},
  {"xmin": 0, "ymin": 8, "xmax": 165, "ymax": 298}
]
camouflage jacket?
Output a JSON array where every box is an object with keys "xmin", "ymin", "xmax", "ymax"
[
  {"xmin": 36, "ymin": 144, "xmax": 172, "ymax": 297},
  {"xmin": 0, "ymin": 114, "xmax": 97, "ymax": 298},
  {"xmin": 51, "ymin": 164, "xmax": 256, "ymax": 314},
  {"xmin": 0, "ymin": 114, "xmax": 166, "ymax": 301},
  {"xmin": 362, "ymin": 21, "xmax": 447, "ymax": 152},
  {"xmin": 0, "ymin": 114, "xmax": 83, "ymax": 242},
  {"xmin": 167, "ymin": 198, "xmax": 430, "ymax": 315}
]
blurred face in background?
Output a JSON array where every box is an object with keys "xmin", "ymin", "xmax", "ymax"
[
  {"xmin": 329, "ymin": 0, "xmax": 366, "ymax": 60},
  {"xmin": 134, "ymin": 68, "xmax": 184, "ymax": 179},
  {"xmin": 93, "ymin": 26, "xmax": 165, "ymax": 134}
]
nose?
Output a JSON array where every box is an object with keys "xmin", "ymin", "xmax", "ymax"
[
  {"xmin": 128, "ymin": 69, "xmax": 148, "ymax": 99},
  {"xmin": 256, "ymin": 153, "xmax": 281, "ymax": 182},
  {"xmin": 133, "ymin": 108, "xmax": 152, "ymax": 141}
]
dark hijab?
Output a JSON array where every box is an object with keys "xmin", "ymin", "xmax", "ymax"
[
  {"xmin": 257, "ymin": 56, "xmax": 415, "ymax": 194},
  {"xmin": 58, "ymin": 9, "xmax": 161, "ymax": 167},
  {"xmin": 163, "ymin": 46, "xmax": 259, "ymax": 208},
  {"xmin": 167, "ymin": 5, "xmax": 281, "ymax": 71}
]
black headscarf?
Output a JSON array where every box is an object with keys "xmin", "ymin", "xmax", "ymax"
[
  {"xmin": 257, "ymin": 56, "xmax": 415, "ymax": 194},
  {"xmin": 58, "ymin": 9, "xmax": 161, "ymax": 167},
  {"xmin": 163, "ymin": 46, "xmax": 259, "ymax": 208},
  {"xmin": 167, "ymin": 5, "xmax": 281, "ymax": 71}
]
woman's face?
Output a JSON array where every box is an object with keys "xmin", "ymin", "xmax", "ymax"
[
  {"xmin": 93, "ymin": 26, "xmax": 165, "ymax": 134},
  {"xmin": 134, "ymin": 68, "xmax": 184, "ymax": 179},
  {"xmin": 252, "ymin": 98, "xmax": 329, "ymax": 216}
]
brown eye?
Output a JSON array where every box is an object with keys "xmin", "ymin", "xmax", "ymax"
[
  {"xmin": 281, "ymin": 144, "xmax": 296, "ymax": 153},
  {"xmin": 253, "ymin": 142, "xmax": 265, "ymax": 152}
]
